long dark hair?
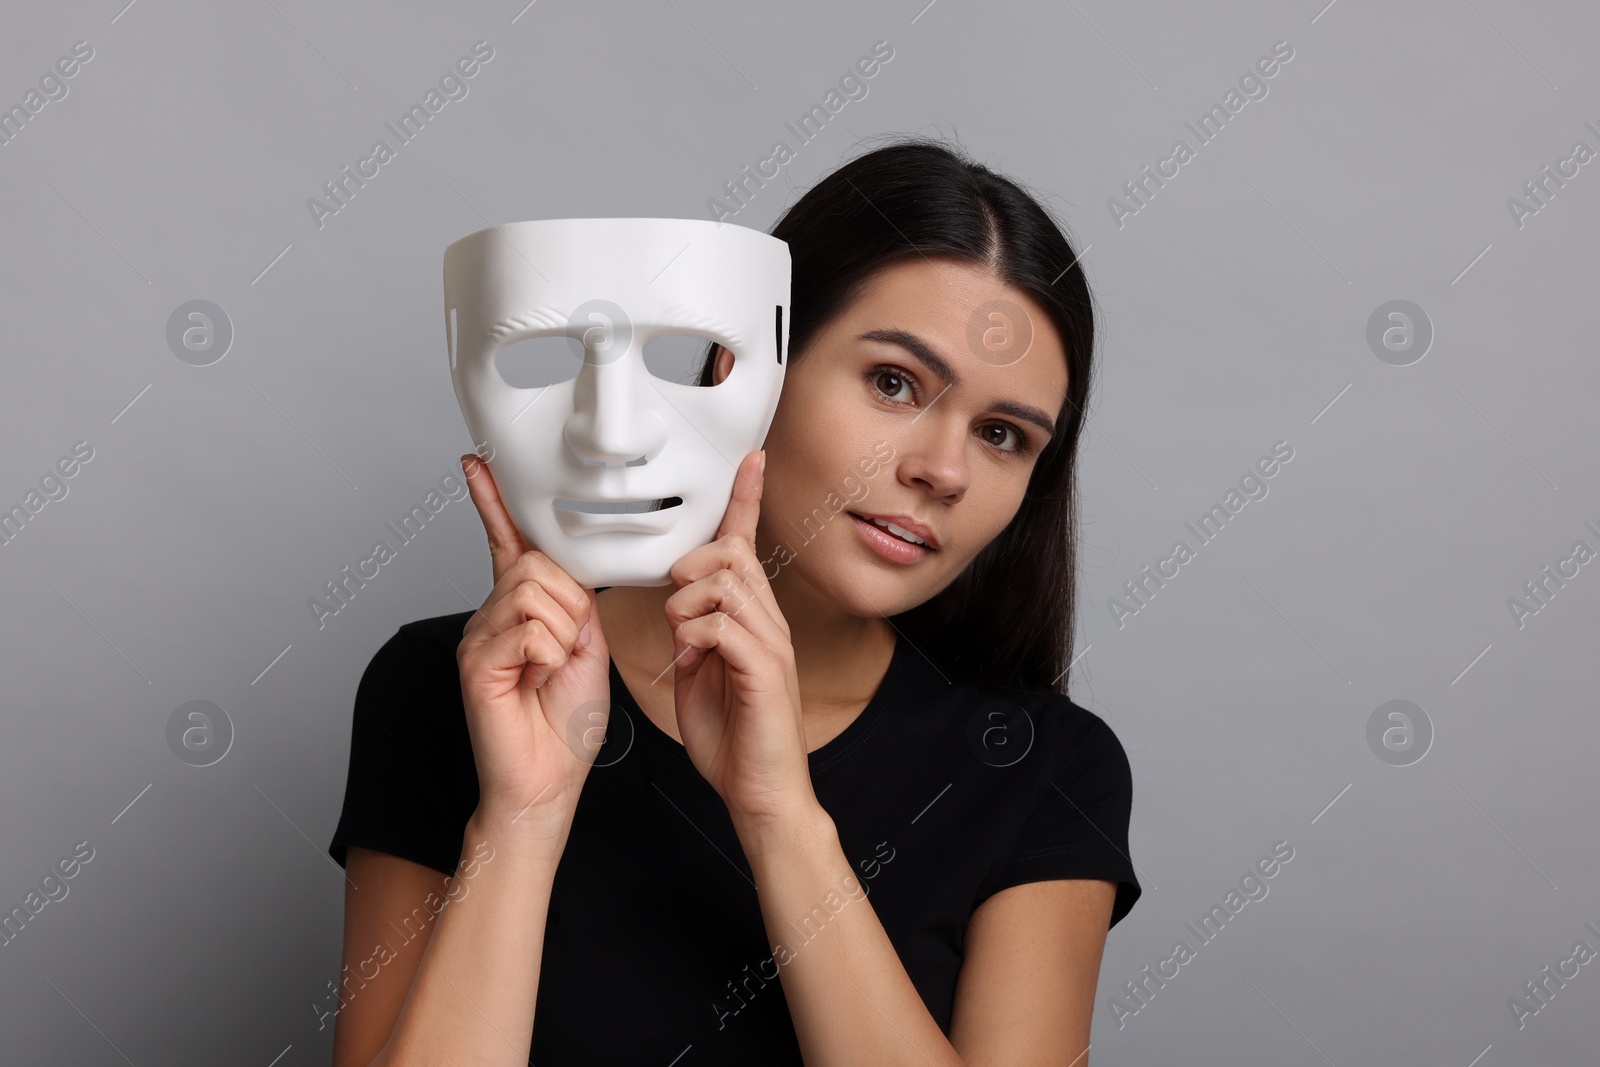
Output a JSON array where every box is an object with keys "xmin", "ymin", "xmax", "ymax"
[{"xmin": 696, "ymin": 135, "xmax": 1097, "ymax": 696}]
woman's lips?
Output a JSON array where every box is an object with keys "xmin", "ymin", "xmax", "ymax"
[{"xmin": 848, "ymin": 511, "xmax": 932, "ymax": 563}]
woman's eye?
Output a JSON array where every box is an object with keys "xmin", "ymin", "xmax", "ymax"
[
  {"xmin": 871, "ymin": 368, "xmax": 915, "ymax": 403},
  {"xmin": 870, "ymin": 366, "xmax": 1033, "ymax": 456},
  {"xmin": 983, "ymin": 424, "xmax": 1022, "ymax": 452}
]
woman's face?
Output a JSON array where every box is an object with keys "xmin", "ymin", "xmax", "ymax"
[{"xmin": 714, "ymin": 256, "xmax": 1070, "ymax": 619}]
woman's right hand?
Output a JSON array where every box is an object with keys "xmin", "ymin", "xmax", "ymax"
[{"xmin": 456, "ymin": 452, "xmax": 612, "ymax": 843}]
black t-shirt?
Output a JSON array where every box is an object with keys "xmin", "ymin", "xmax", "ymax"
[{"xmin": 328, "ymin": 609, "xmax": 1140, "ymax": 1064}]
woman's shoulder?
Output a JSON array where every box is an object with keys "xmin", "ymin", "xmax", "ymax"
[
  {"xmin": 333, "ymin": 611, "xmax": 482, "ymax": 876},
  {"xmin": 889, "ymin": 648, "xmax": 1131, "ymax": 790},
  {"xmin": 1032, "ymin": 688, "xmax": 1126, "ymax": 756},
  {"xmin": 887, "ymin": 654, "xmax": 1142, "ymax": 923},
  {"xmin": 392, "ymin": 609, "xmax": 478, "ymax": 653},
  {"xmin": 355, "ymin": 610, "xmax": 477, "ymax": 704},
  {"xmin": 936, "ymin": 661, "xmax": 1124, "ymax": 753}
]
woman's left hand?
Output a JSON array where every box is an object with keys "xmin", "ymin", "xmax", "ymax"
[{"xmin": 666, "ymin": 449, "xmax": 815, "ymax": 829}]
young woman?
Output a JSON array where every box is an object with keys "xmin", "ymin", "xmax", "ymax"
[{"xmin": 327, "ymin": 136, "xmax": 1140, "ymax": 1065}]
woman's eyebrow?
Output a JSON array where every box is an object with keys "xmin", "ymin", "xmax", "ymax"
[{"xmin": 857, "ymin": 327, "xmax": 1058, "ymax": 439}]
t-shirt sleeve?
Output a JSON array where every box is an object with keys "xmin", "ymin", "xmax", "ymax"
[
  {"xmin": 974, "ymin": 707, "xmax": 1142, "ymax": 928},
  {"xmin": 327, "ymin": 624, "xmax": 477, "ymax": 878}
]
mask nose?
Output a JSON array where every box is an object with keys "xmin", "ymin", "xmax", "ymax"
[{"xmin": 562, "ymin": 331, "xmax": 669, "ymax": 467}]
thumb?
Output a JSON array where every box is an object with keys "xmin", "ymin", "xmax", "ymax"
[
  {"xmin": 461, "ymin": 453, "xmax": 527, "ymax": 583},
  {"xmin": 573, "ymin": 587, "xmax": 608, "ymax": 658},
  {"xmin": 715, "ymin": 449, "xmax": 765, "ymax": 549}
]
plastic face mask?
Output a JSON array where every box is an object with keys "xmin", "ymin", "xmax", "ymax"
[{"xmin": 444, "ymin": 217, "xmax": 791, "ymax": 588}]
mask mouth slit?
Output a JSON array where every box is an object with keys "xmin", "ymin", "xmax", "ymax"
[{"xmin": 554, "ymin": 496, "xmax": 683, "ymax": 515}]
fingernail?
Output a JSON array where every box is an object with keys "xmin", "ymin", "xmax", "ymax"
[
  {"xmin": 576, "ymin": 620, "xmax": 593, "ymax": 649},
  {"xmin": 758, "ymin": 450, "xmax": 767, "ymax": 476}
]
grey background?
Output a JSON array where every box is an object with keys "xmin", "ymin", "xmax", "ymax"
[{"xmin": 1, "ymin": 0, "xmax": 1596, "ymax": 1063}]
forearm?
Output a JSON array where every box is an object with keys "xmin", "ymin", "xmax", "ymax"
[
  {"xmin": 374, "ymin": 806, "xmax": 565, "ymax": 1065},
  {"xmin": 735, "ymin": 806, "xmax": 964, "ymax": 1067}
]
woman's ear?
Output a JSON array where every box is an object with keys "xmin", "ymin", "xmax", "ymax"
[{"xmin": 713, "ymin": 344, "xmax": 735, "ymax": 385}]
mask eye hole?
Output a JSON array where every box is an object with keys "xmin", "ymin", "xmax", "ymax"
[
  {"xmin": 645, "ymin": 334, "xmax": 721, "ymax": 387},
  {"xmin": 493, "ymin": 335, "xmax": 582, "ymax": 388}
]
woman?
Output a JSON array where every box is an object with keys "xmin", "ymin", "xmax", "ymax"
[{"xmin": 327, "ymin": 136, "xmax": 1140, "ymax": 1065}]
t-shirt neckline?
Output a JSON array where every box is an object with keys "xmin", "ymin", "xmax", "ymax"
[{"xmin": 607, "ymin": 631, "xmax": 909, "ymax": 775}]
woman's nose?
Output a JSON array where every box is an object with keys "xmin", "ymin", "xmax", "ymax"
[{"xmin": 897, "ymin": 417, "xmax": 970, "ymax": 501}]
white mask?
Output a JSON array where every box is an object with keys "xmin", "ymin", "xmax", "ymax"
[{"xmin": 445, "ymin": 217, "xmax": 790, "ymax": 588}]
